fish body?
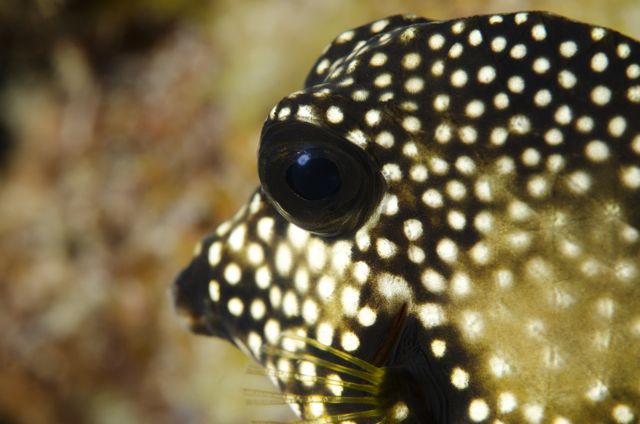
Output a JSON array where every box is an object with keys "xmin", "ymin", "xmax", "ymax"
[{"xmin": 174, "ymin": 12, "xmax": 640, "ymax": 423}]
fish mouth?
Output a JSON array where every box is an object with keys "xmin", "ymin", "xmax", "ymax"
[{"xmin": 171, "ymin": 254, "xmax": 230, "ymax": 340}]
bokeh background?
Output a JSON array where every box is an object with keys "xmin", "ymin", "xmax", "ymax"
[{"xmin": 1, "ymin": 1, "xmax": 638, "ymax": 423}]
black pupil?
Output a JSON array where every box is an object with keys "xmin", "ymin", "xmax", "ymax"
[{"xmin": 285, "ymin": 152, "xmax": 341, "ymax": 201}]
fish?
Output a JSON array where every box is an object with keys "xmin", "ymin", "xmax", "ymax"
[{"xmin": 173, "ymin": 11, "xmax": 640, "ymax": 424}]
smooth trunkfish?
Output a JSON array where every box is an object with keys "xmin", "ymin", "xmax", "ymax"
[{"xmin": 174, "ymin": 11, "xmax": 640, "ymax": 424}]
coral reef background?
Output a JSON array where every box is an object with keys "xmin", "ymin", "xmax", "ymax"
[{"xmin": 1, "ymin": 1, "xmax": 638, "ymax": 423}]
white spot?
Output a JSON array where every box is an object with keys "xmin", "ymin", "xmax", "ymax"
[
  {"xmin": 448, "ymin": 210, "xmax": 467, "ymax": 230},
  {"xmin": 341, "ymin": 286, "xmax": 360, "ymax": 317},
  {"xmin": 317, "ymin": 276, "xmax": 336, "ymax": 302},
  {"xmin": 533, "ymin": 57, "xmax": 551, "ymax": 74},
  {"xmin": 365, "ymin": 109, "xmax": 381, "ymax": 126},
  {"xmin": 371, "ymin": 18, "xmax": 389, "ymax": 33},
  {"xmin": 224, "ymin": 263, "xmax": 242, "ymax": 285},
  {"xmin": 278, "ymin": 107, "xmax": 291, "ymax": 120},
  {"xmin": 508, "ymin": 76, "xmax": 525, "ymax": 93},
  {"xmin": 510, "ymin": 44, "xmax": 527, "ymax": 59},
  {"xmin": 208, "ymin": 242, "xmax": 223, "ymax": 266},
  {"xmin": 451, "ymin": 69, "xmax": 468, "ymax": 87},
  {"xmin": 545, "ymin": 128, "xmax": 564, "ymax": 145},
  {"xmin": 287, "ymin": 224, "xmax": 309, "ymax": 250},
  {"xmin": 316, "ymin": 322, "xmax": 334, "ymax": 346},
  {"xmin": 296, "ymin": 105, "xmax": 317, "ymax": 122},
  {"xmin": 510, "ymin": 115, "xmax": 531, "ymax": 134},
  {"xmin": 375, "ymin": 131, "xmax": 394, "ymax": 148},
  {"xmin": 459, "ymin": 126, "xmax": 478, "ymax": 144},
  {"xmin": 461, "ymin": 310, "xmax": 484, "ymax": 339},
  {"xmin": 410, "ymin": 164, "xmax": 428, "ymax": 182},
  {"xmin": 275, "ymin": 243, "xmax": 293, "ymax": 276},
  {"xmin": 435, "ymin": 123, "xmax": 452, "ymax": 143},
  {"xmin": 608, "ymin": 116, "xmax": 627, "ymax": 137},
  {"xmin": 621, "ymin": 166, "xmax": 640, "ymax": 189},
  {"xmin": 377, "ymin": 273, "xmax": 411, "ymax": 300},
  {"xmin": 451, "ymin": 367, "xmax": 469, "ymax": 390},
  {"xmin": 374, "ymin": 73, "xmax": 392, "ymax": 88},
  {"xmin": 497, "ymin": 392, "xmax": 517, "ymax": 414},
  {"xmin": 466, "ymin": 100, "xmax": 485, "ymax": 118},
  {"xmin": 228, "ymin": 297, "xmax": 244, "ymax": 316},
  {"xmin": 431, "ymin": 339, "xmax": 446, "ymax": 357},
  {"xmin": 357, "ymin": 306, "xmax": 377, "ymax": 327},
  {"xmin": 257, "ymin": 217, "xmax": 274, "ymax": 242},
  {"xmin": 377, "ymin": 238, "xmax": 398, "ymax": 259},
  {"xmin": 436, "ymin": 238, "xmax": 458, "ymax": 263},
  {"xmin": 422, "ymin": 188, "xmax": 443, "ymax": 208},
  {"xmin": 475, "ymin": 178, "xmax": 493, "ymax": 202},
  {"xmin": 490, "ymin": 127, "xmax": 508, "ymax": 145},
  {"xmin": 403, "ymin": 219, "xmax": 423, "ymax": 241},
  {"xmin": 269, "ymin": 285, "xmax": 282, "ymax": 309},
  {"xmin": 208, "ymin": 280, "xmax": 220, "ymax": 302},
  {"xmin": 532, "ymin": 24, "xmax": 547, "ymax": 40},
  {"xmin": 298, "ymin": 361, "xmax": 316, "ymax": 388},
  {"xmin": 282, "ymin": 290, "xmax": 299, "ymax": 317},
  {"xmin": 355, "ymin": 229, "xmax": 370, "ymax": 252},
  {"xmin": 402, "ymin": 116, "xmax": 421, "ymax": 133},
  {"xmin": 431, "ymin": 60, "xmax": 445, "ymax": 76},
  {"xmin": 352, "ymin": 261, "xmax": 370, "ymax": 284},
  {"xmin": 558, "ymin": 69, "xmax": 577, "ymax": 89},
  {"xmin": 451, "ymin": 272, "xmax": 472, "ymax": 297},
  {"xmin": 449, "ymin": 43, "xmax": 464, "ymax": 58},
  {"xmin": 326, "ymin": 105, "xmax": 344, "ymax": 123},
  {"xmin": 612, "ymin": 404, "xmax": 634, "ymax": 423},
  {"xmin": 478, "ymin": 65, "xmax": 496, "ymax": 83},
  {"xmin": 586, "ymin": 379, "xmax": 609, "ymax": 402},
  {"xmin": 576, "ymin": 116, "xmax": 594, "ymax": 133},
  {"xmin": 470, "ymin": 242, "xmax": 491, "ymax": 265},
  {"xmin": 524, "ymin": 403, "xmax": 544, "ymax": 423},
  {"xmin": 422, "ymin": 268, "xmax": 447, "ymax": 293},
  {"xmin": 491, "ymin": 36, "xmax": 507, "ymax": 52},
  {"xmin": 628, "ymin": 85, "xmax": 640, "ymax": 102},
  {"xmin": 469, "ymin": 398, "xmax": 490, "ymax": 422},
  {"xmin": 489, "ymin": 354, "xmax": 512, "ymax": 378},
  {"xmin": 246, "ymin": 243, "xmax": 264, "ymax": 265},
  {"xmin": 418, "ymin": 303, "xmax": 447, "ymax": 328},
  {"xmin": 585, "ymin": 140, "xmax": 610, "ymax": 162},
  {"xmin": 347, "ymin": 129, "xmax": 367, "ymax": 148},
  {"xmin": 429, "ymin": 33, "xmax": 446, "ymax": 50},
  {"xmin": 247, "ymin": 332, "xmax": 262, "ymax": 358},
  {"xmin": 534, "ymin": 89, "xmax": 552, "ymax": 107},
  {"xmin": 405, "ymin": 77, "xmax": 425, "ymax": 93},
  {"xmin": 369, "ymin": 52, "xmax": 387, "ymax": 66},
  {"xmin": 555, "ymin": 105, "xmax": 572, "ymax": 125},
  {"xmin": 433, "ymin": 94, "xmax": 450, "ymax": 111},
  {"xmin": 302, "ymin": 299, "xmax": 319, "ymax": 325},
  {"xmin": 591, "ymin": 85, "xmax": 612, "ymax": 105},
  {"xmin": 352, "ymin": 89, "xmax": 369, "ymax": 101},
  {"xmin": 307, "ymin": 238, "xmax": 327, "ymax": 272},
  {"xmin": 382, "ymin": 165, "xmax": 402, "ymax": 183},
  {"xmin": 341, "ymin": 332, "xmax": 360, "ymax": 352},
  {"xmin": 250, "ymin": 299, "xmax": 266, "ymax": 320},
  {"xmin": 402, "ymin": 52, "xmax": 421, "ymax": 70},
  {"xmin": 591, "ymin": 52, "xmax": 609, "ymax": 72},
  {"xmin": 559, "ymin": 40, "xmax": 577, "ymax": 58},
  {"xmin": 469, "ymin": 29, "xmax": 483, "ymax": 45},
  {"xmin": 255, "ymin": 266, "xmax": 272, "ymax": 289}
]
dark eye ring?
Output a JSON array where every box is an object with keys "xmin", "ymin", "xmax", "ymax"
[{"xmin": 258, "ymin": 121, "xmax": 385, "ymax": 237}]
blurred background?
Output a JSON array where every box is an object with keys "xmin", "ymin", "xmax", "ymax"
[{"xmin": 0, "ymin": 0, "xmax": 638, "ymax": 423}]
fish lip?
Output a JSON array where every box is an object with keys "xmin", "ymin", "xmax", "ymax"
[{"xmin": 171, "ymin": 255, "xmax": 230, "ymax": 339}]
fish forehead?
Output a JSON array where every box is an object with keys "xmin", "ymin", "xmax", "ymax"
[{"xmin": 177, "ymin": 11, "xmax": 640, "ymax": 424}]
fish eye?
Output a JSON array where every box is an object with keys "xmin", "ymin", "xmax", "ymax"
[{"xmin": 258, "ymin": 121, "xmax": 385, "ymax": 237}]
